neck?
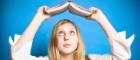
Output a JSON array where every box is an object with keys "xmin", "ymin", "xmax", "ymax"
[{"xmin": 61, "ymin": 53, "xmax": 74, "ymax": 60}]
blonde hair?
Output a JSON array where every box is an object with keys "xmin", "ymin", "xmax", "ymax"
[{"xmin": 48, "ymin": 19, "xmax": 85, "ymax": 60}]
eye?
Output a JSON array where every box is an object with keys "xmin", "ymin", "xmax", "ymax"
[
  {"xmin": 70, "ymin": 31, "xmax": 75, "ymax": 35},
  {"xmin": 58, "ymin": 31, "xmax": 64, "ymax": 36}
]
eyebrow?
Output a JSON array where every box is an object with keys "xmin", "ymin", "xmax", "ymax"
[
  {"xmin": 58, "ymin": 31, "xmax": 64, "ymax": 34},
  {"xmin": 57, "ymin": 29, "xmax": 76, "ymax": 34},
  {"xmin": 70, "ymin": 30, "xmax": 75, "ymax": 33}
]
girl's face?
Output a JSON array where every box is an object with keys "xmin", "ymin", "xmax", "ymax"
[{"xmin": 57, "ymin": 23, "xmax": 78, "ymax": 55}]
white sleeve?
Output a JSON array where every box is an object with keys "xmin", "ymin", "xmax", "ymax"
[
  {"xmin": 88, "ymin": 31, "xmax": 135, "ymax": 60},
  {"xmin": 9, "ymin": 34, "xmax": 49, "ymax": 60}
]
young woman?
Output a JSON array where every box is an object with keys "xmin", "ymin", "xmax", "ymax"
[{"xmin": 9, "ymin": 6, "xmax": 132, "ymax": 60}]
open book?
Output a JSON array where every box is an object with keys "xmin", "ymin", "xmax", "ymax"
[
  {"xmin": 69, "ymin": 2, "xmax": 92, "ymax": 16},
  {"xmin": 44, "ymin": 1, "xmax": 92, "ymax": 16},
  {"xmin": 45, "ymin": 2, "xmax": 69, "ymax": 15}
]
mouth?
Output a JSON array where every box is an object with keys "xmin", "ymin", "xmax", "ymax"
[{"xmin": 63, "ymin": 44, "xmax": 71, "ymax": 48}]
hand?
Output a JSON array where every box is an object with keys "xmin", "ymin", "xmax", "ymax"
[
  {"xmin": 86, "ymin": 7, "xmax": 108, "ymax": 22},
  {"xmin": 34, "ymin": 6, "xmax": 51, "ymax": 22}
]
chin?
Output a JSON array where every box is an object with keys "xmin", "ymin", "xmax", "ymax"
[{"xmin": 60, "ymin": 48, "xmax": 75, "ymax": 55}]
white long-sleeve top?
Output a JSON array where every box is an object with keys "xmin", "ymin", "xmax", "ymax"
[{"xmin": 9, "ymin": 31, "xmax": 135, "ymax": 60}]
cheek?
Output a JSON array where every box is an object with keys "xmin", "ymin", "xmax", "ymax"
[
  {"xmin": 69, "ymin": 36, "xmax": 78, "ymax": 48},
  {"xmin": 71, "ymin": 35, "xmax": 78, "ymax": 42},
  {"xmin": 57, "ymin": 37, "xmax": 64, "ymax": 48}
]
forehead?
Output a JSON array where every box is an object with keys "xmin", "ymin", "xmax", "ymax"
[{"xmin": 57, "ymin": 23, "xmax": 76, "ymax": 32}]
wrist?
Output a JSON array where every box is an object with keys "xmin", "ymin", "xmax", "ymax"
[
  {"xmin": 94, "ymin": 15, "xmax": 108, "ymax": 23},
  {"xmin": 33, "ymin": 14, "xmax": 45, "ymax": 23}
]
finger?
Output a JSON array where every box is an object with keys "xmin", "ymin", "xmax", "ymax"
[
  {"xmin": 38, "ymin": 6, "xmax": 49, "ymax": 13},
  {"xmin": 41, "ymin": 6, "xmax": 49, "ymax": 15},
  {"xmin": 40, "ymin": 5, "xmax": 49, "ymax": 10},
  {"xmin": 89, "ymin": 7, "xmax": 98, "ymax": 14},
  {"xmin": 89, "ymin": 7, "xmax": 94, "ymax": 10},
  {"xmin": 89, "ymin": 7, "xmax": 94, "ymax": 13},
  {"xmin": 42, "ymin": 6, "xmax": 49, "ymax": 11},
  {"xmin": 85, "ymin": 16, "xmax": 91, "ymax": 20},
  {"xmin": 43, "ymin": 8, "xmax": 48, "ymax": 14}
]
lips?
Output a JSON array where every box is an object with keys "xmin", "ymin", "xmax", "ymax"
[{"xmin": 63, "ymin": 44, "xmax": 71, "ymax": 48}]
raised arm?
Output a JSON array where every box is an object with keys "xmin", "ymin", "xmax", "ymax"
[
  {"xmin": 86, "ymin": 7, "xmax": 132, "ymax": 60},
  {"xmin": 9, "ymin": 6, "xmax": 51, "ymax": 60},
  {"xmin": 16, "ymin": 6, "xmax": 51, "ymax": 47}
]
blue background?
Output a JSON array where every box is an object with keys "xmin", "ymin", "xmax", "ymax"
[{"xmin": 0, "ymin": 0, "xmax": 139, "ymax": 60}]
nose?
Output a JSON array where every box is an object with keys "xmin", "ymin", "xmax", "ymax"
[{"xmin": 64, "ymin": 34, "xmax": 69, "ymax": 41}]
